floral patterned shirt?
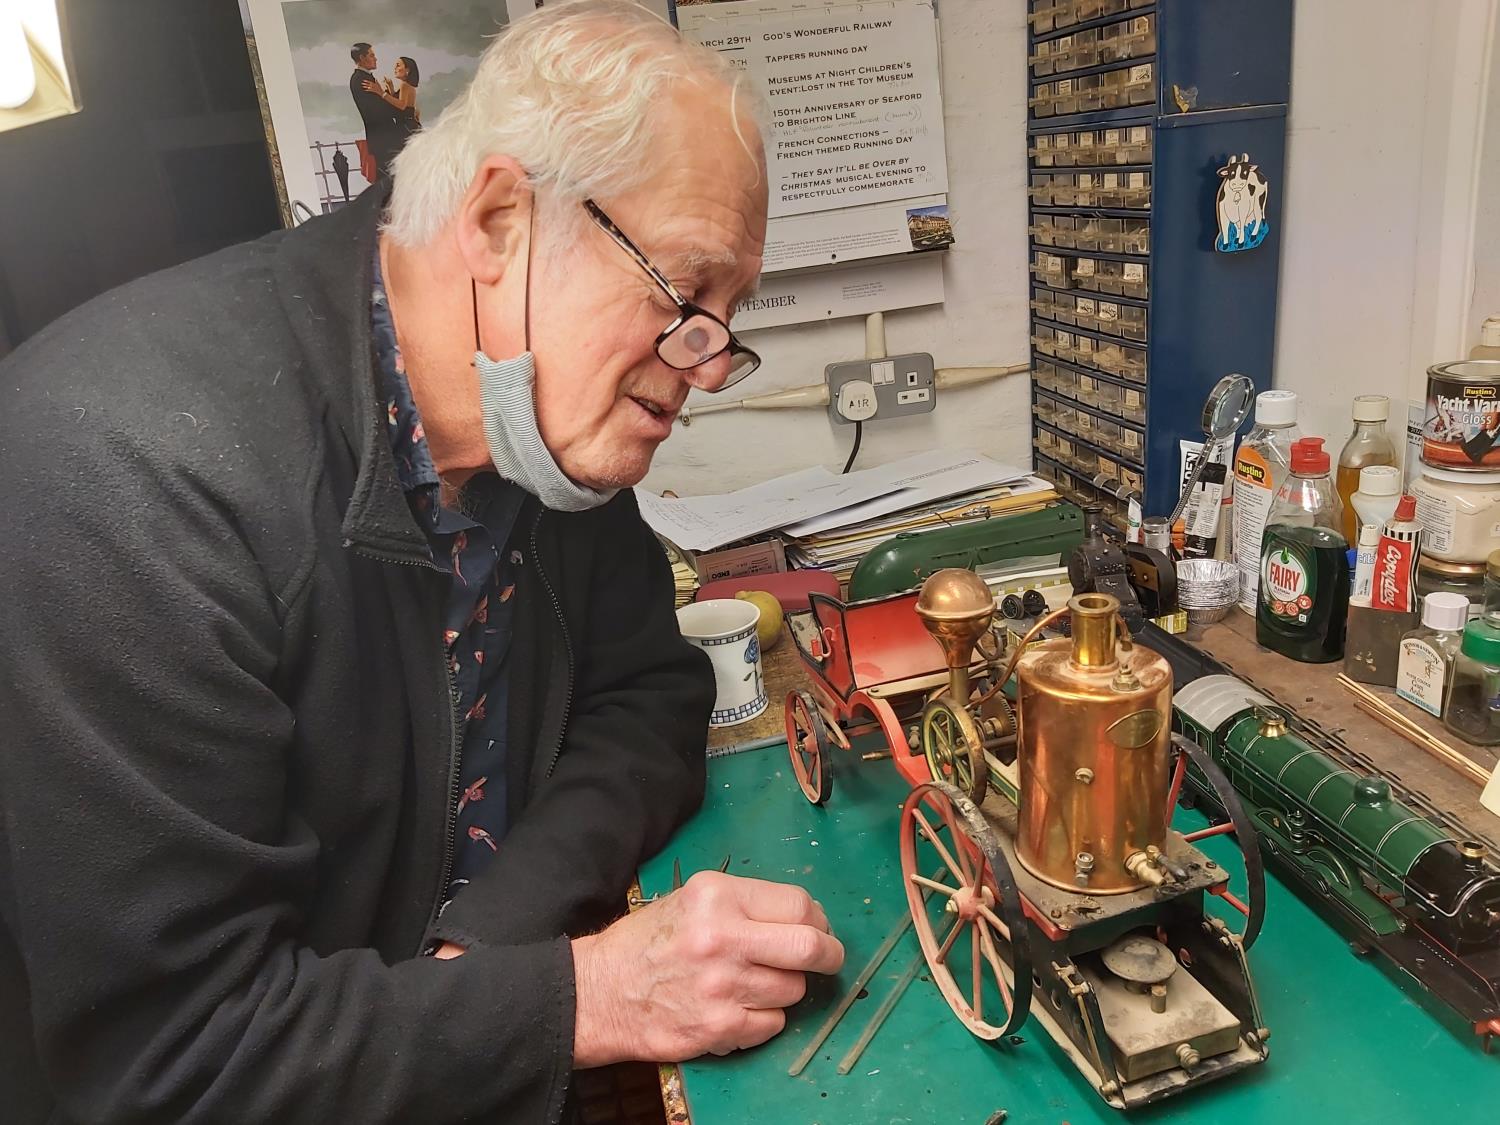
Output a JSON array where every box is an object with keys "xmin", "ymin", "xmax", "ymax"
[{"xmin": 371, "ymin": 253, "xmax": 523, "ymax": 905}]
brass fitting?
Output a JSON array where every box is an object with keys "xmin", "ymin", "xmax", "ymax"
[
  {"xmin": 1176, "ymin": 1043, "xmax": 1200, "ymax": 1070},
  {"xmin": 1124, "ymin": 850, "xmax": 1166, "ymax": 887}
]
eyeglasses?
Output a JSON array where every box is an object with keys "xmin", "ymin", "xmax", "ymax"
[{"xmin": 583, "ymin": 199, "xmax": 760, "ymax": 392}]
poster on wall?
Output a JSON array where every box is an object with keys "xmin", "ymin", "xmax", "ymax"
[
  {"xmin": 730, "ymin": 254, "xmax": 943, "ymax": 331},
  {"xmin": 676, "ymin": 0, "xmax": 951, "ymax": 272},
  {"xmin": 242, "ymin": 1, "xmax": 674, "ymax": 223}
]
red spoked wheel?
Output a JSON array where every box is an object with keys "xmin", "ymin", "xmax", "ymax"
[
  {"xmin": 1165, "ymin": 734, "xmax": 1265, "ymax": 949},
  {"xmin": 899, "ymin": 781, "xmax": 1032, "ymax": 1039},
  {"xmin": 785, "ymin": 690, "xmax": 833, "ymax": 805}
]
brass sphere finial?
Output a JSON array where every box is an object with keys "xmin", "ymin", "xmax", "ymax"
[{"xmin": 916, "ymin": 569, "xmax": 995, "ymax": 676}]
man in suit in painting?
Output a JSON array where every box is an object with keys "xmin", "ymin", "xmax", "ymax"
[{"xmin": 349, "ymin": 42, "xmax": 402, "ymax": 181}]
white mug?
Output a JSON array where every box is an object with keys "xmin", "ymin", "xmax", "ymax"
[{"xmin": 676, "ymin": 599, "xmax": 767, "ymax": 727}]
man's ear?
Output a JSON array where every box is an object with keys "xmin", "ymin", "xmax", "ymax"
[{"xmin": 454, "ymin": 155, "xmax": 533, "ymax": 286}]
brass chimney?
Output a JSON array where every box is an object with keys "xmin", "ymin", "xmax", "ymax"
[{"xmin": 915, "ymin": 568, "xmax": 995, "ymax": 705}]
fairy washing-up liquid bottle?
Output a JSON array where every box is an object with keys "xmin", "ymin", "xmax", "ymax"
[{"xmin": 1256, "ymin": 437, "xmax": 1351, "ymax": 663}]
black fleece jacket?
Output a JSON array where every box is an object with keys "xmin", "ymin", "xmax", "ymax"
[{"xmin": 0, "ymin": 189, "xmax": 713, "ymax": 1123}]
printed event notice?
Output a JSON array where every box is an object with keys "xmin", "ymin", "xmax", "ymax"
[{"xmin": 677, "ymin": 0, "xmax": 948, "ymax": 219}]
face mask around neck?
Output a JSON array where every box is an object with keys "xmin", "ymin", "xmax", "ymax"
[{"xmin": 473, "ymin": 347, "xmax": 618, "ymax": 513}]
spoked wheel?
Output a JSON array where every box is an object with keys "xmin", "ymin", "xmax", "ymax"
[
  {"xmin": 785, "ymin": 690, "xmax": 833, "ymax": 805},
  {"xmin": 899, "ymin": 781, "xmax": 1032, "ymax": 1039},
  {"xmin": 920, "ymin": 695, "xmax": 988, "ymax": 802},
  {"xmin": 1165, "ymin": 734, "xmax": 1266, "ymax": 949}
]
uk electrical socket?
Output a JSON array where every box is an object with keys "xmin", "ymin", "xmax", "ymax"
[{"xmin": 825, "ymin": 352, "xmax": 937, "ymax": 425}]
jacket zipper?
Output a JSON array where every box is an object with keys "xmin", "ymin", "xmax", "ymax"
[
  {"xmin": 529, "ymin": 510, "xmax": 575, "ymax": 782},
  {"xmin": 350, "ymin": 541, "xmax": 464, "ymax": 951}
]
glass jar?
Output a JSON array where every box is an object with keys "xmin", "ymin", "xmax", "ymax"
[
  {"xmin": 1411, "ymin": 464, "xmax": 1500, "ymax": 563},
  {"xmin": 1443, "ymin": 620, "xmax": 1500, "ymax": 745},
  {"xmin": 1485, "ymin": 549, "xmax": 1500, "ymax": 627},
  {"xmin": 1416, "ymin": 554, "xmax": 1485, "ymax": 616}
]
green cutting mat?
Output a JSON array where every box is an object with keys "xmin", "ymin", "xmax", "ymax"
[{"xmin": 638, "ymin": 744, "xmax": 1500, "ymax": 1124}]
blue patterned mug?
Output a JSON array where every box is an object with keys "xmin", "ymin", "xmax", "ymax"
[{"xmin": 676, "ymin": 599, "xmax": 768, "ymax": 727}]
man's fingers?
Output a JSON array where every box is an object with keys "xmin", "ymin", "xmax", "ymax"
[
  {"xmin": 708, "ymin": 1008, "xmax": 786, "ymax": 1056},
  {"xmin": 725, "ymin": 875, "xmax": 830, "ymax": 930},
  {"xmin": 733, "ymin": 965, "xmax": 810, "ymax": 1010},
  {"xmin": 737, "ymin": 920, "xmax": 845, "ymax": 975}
]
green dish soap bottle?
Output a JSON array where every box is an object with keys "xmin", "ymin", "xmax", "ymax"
[{"xmin": 1257, "ymin": 436, "xmax": 1351, "ymax": 662}]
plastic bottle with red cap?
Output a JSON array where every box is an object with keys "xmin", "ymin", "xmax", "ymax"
[{"xmin": 1256, "ymin": 436, "xmax": 1352, "ymax": 662}]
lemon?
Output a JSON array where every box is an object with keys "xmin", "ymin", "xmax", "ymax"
[{"xmin": 736, "ymin": 590, "xmax": 784, "ymax": 651}]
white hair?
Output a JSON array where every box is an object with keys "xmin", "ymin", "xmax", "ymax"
[{"xmin": 385, "ymin": 0, "xmax": 763, "ymax": 247}]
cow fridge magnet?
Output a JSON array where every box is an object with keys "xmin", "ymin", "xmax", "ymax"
[{"xmin": 1213, "ymin": 153, "xmax": 1269, "ymax": 253}]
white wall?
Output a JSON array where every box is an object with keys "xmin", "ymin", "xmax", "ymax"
[
  {"xmin": 645, "ymin": 2, "xmax": 1032, "ymax": 496},
  {"xmin": 647, "ymin": 0, "xmax": 1500, "ymax": 498},
  {"xmin": 1469, "ymin": 7, "xmax": 1500, "ymax": 344}
]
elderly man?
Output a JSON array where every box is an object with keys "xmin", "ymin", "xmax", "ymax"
[{"xmin": 0, "ymin": 3, "xmax": 842, "ymax": 1122}]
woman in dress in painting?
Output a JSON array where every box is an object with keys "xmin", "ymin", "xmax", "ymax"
[{"xmin": 364, "ymin": 55, "xmax": 421, "ymax": 141}]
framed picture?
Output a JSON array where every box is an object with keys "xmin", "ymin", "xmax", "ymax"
[{"xmin": 243, "ymin": 0, "xmax": 676, "ymax": 225}]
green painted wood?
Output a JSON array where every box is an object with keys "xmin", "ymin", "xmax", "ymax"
[{"xmin": 638, "ymin": 744, "xmax": 1500, "ymax": 1123}]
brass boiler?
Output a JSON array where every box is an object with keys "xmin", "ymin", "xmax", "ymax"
[{"xmin": 1014, "ymin": 593, "xmax": 1173, "ymax": 893}]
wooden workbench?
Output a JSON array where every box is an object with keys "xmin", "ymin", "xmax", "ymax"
[{"xmin": 1188, "ymin": 610, "xmax": 1498, "ymax": 850}]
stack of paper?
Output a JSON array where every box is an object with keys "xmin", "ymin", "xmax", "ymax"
[
  {"xmin": 657, "ymin": 538, "xmax": 699, "ymax": 608},
  {"xmin": 639, "ymin": 451, "xmax": 1054, "ymax": 584},
  {"xmin": 782, "ymin": 479, "xmax": 1057, "ymax": 581}
]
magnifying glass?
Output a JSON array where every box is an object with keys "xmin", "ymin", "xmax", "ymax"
[{"xmin": 1166, "ymin": 373, "xmax": 1256, "ymax": 528}]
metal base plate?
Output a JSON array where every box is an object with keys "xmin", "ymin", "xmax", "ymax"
[{"xmin": 977, "ymin": 790, "xmax": 1227, "ymax": 936}]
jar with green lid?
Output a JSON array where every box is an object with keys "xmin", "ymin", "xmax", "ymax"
[
  {"xmin": 1416, "ymin": 554, "xmax": 1485, "ymax": 616},
  {"xmin": 1442, "ymin": 619, "xmax": 1500, "ymax": 745}
]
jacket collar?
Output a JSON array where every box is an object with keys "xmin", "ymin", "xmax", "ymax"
[{"xmin": 270, "ymin": 186, "xmax": 431, "ymax": 558}]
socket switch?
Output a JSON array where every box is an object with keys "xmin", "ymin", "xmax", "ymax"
[{"xmin": 825, "ymin": 352, "xmax": 937, "ymax": 426}]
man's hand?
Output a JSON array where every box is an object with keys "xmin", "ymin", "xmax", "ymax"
[{"xmin": 571, "ymin": 872, "xmax": 844, "ymax": 1067}]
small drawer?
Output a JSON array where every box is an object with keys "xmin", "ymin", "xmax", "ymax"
[
  {"xmin": 1118, "ymin": 424, "xmax": 1145, "ymax": 464},
  {"xmin": 1072, "ymin": 129, "xmax": 1098, "ymax": 166},
  {"xmin": 1119, "ymin": 15, "xmax": 1157, "ymax": 60},
  {"xmin": 1028, "ymin": 39, "xmax": 1056, "ymax": 77},
  {"xmin": 1075, "ymin": 74, "xmax": 1104, "ymax": 113},
  {"xmin": 1119, "ymin": 465, "xmax": 1144, "ymax": 497},
  {"xmin": 1120, "ymin": 261, "xmax": 1148, "ymax": 298},
  {"xmin": 1029, "ymin": 2, "xmax": 1061, "ymax": 33},
  {"xmin": 1093, "ymin": 379, "xmax": 1123, "ymax": 415},
  {"xmin": 1120, "ymin": 170, "xmax": 1152, "ymax": 209},
  {"xmin": 1121, "ymin": 386, "xmax": 1146, "ymax": 424},
  {"xmin": 1034, "ymin": 395, "xmax": 1058, "ymax": 423},
  {"xmin": 1028, "ymin": 220, "xmax": 1058, "ymax": 246},
  {"xmin": 1094, "ymin": 218, "xmax": 1124, "ymax": 253},
  {"xmin": 1028, "ymin": 134, "xmax": 1055, "ymax": 167},
  {"xmin": 1117, "ymin": 303, "xmax": 1147, "ymax": 341},
  {"xmin": 1121, "ymin": 218, "xmax": 1151, "ymax": 255},
  {"xmin": 1053, "ymin": 366, "xmax": 1080, "ymax": 398},
  {"xmin": 1092, "ymin": 260, "xmax": 1124, "ymax": 296},
  {"xmin": 1051, "ymin": 214, "xmax": 1078, "ymax": 249}
]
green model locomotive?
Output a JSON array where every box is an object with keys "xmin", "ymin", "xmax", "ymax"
[{"xmin": 1168, "ymin": 671, "xmax": 1500, "ymax": 1048}]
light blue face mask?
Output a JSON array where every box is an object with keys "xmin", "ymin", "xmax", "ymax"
[{"xmin": 473, "ymin": 346, "xmax": 617, "ymax": 513}]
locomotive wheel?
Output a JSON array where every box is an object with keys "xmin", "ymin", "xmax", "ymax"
[
  {"xmin": 785, "ymin": 690, "xmax": 833, "ymax": 805},
  {"xmin": 1166, "ymin": 734, "xmax": 1266, "ymax": 949},
  {"xmin": 899, "ymin": 781, "xmax": 1032, "ymax": 1039},
  {"xmin": 920, "ymin": 696, "xmax": 988, "ymax": 803}
]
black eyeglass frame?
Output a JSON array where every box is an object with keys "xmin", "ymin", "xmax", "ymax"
[{"xmin": 583, "ymin": 199, "xmax": 760, "ymax": 391}]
